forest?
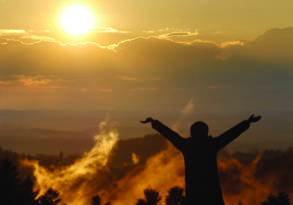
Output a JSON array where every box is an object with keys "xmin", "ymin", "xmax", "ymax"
[{"xmin": 0, "ymin": 134, "xmax": 292, "ymax": 205}]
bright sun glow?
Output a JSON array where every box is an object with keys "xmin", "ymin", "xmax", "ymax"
[{"xmin": 60, "ymin": 4, "xmax": 96, "ymax": 36}]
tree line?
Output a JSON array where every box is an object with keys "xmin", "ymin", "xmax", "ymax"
[{"xmin": 0, "ymin": 157, "xmax": 291, "ymax": 205}]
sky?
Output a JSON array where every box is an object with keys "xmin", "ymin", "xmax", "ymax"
[
  {"xmin": 1, "ymin": 0, "xmax": 293, "ymax": 36},
  {"xmin": 0, "ymin": 0, "xmax": 292, "ymax": 114}
]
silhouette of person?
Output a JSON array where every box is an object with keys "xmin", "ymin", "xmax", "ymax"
[{"xmin": 141, "ymin": 115, "xmax": 261, "ymax": 205}]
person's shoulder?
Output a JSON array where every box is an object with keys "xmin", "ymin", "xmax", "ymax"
[
  {"xmin": 207, "ymin": 136, "xmax": 215, "ymax": 141},
  {"xmin": 185, "ymin": 137, "xmax": 192, "ymax": 142},
  {"xmin": 180, "ymin": 137, "xmax": 190, "ymax": 147}
]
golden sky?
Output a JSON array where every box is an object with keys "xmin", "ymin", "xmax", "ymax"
[
  {"xmin": 0, "ymin": 0, "xmax": 293, "ymax": 112},
  {"xmin": 0, "ymin": 0, "xmax": 293, "ymax": 39}
]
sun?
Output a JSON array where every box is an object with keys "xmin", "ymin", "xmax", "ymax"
[{"xmin": 59, "ymin": 4, "xmax": 96, "ymax": 36}]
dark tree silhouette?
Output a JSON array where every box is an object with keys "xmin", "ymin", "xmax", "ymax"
[
  {"xmin": 262, "ymin": 192, "xmax": 291, "ymax": 205},
  {"xmin": 136, "ymin": 198, "xmax": 147, "ymax": 205},
  {"xmin": 37, "ymin": 188, "xmax": 61, "ymax": 205},
  {"xmin": 136, "ymin": 189, "xmax": 161, "ymax": 205},
  {"xmin": 165, "ymin": 186, "xmax": 185, "ymax": 205},
  {"xmin": 144, "ymin": 189, "xmax": 161, "ymax": 205},
  {"xmin": 0, "ymin": 158, "xmax": 37, "ymax": 205},
  {"xmin": 92, "ymin": 195, "xmax": 101, "ymax": 205},
  {"xmin": 92, "ymin": 194, "xmax": 111, "ymax": 205},
  {"xmin": 238, "ymin": 201, "xmax": 243, "ymax": 205}
]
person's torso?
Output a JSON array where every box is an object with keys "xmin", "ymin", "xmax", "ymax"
[{"xmin": 182, "ymin": 138, "xmax": 220, "ymax": 190}]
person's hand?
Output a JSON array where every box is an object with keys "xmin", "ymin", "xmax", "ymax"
[
  {"xmin": 140, "ymin": 117, "xmax": 154, "ymax": 124},
  {"xmin": 248, "ymin": 114, "xmax": 262, "ymax": 123}
]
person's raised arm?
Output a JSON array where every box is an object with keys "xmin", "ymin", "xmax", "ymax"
[
  {"xmin": 141, "ymin": 117, "xmax": 185, "ymax": 150},
  {"xmin": 213, "ymin": 115, "xmax": 261, "ymax": 150}
]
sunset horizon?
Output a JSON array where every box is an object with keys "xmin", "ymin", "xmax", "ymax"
[{"xmin": 0, "ymin": 1, "xmax": 293, "ymax": 205}]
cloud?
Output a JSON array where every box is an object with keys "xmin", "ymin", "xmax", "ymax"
[
  {"xmin": 181, "ymin": 98, "xmax": 195, "ymax": 115},
  {"xmin": 117, "ymin": 76, "xmax": 140, "ymax": 82},
  {"xmin": 166, "ymin": 32, "xmax": 199, "ymax": 37},
  {"xmin": 0, "ymin": 28, "xmax": 292, "ymax": 111},
  {"xmin": 160, "ymin": 31, "xmax": 200, "ymax": 43},
  {"xmin": 242, "ymin": 27, "xmax": 293, "ymax": 61},
  {"xmin": 97, "ymin": 88, "xmax": 113, "ymax": 93},
  {"xmin": 95, "ymin": 27, "xmax": 129, "ymax": 34},
  {"xmin": 129, "ymin": 87, "xmax": 159, "ymax": 92},
  {"xmin": 0, "ymin": 29, "xmax": 26, "ymax": 35},
  {"xmin": 18, "ymin": 76, "xmax": 51, "ymax": 88},
  {"xmin": 220, "ymin": 40, "xmax": 245, "ymax": 48},
  {"xmin": 0, "ymin": 29, "xmax": 57, "ymax": 45},
  {"xmin": 0, "ymin": 80, "xmax": 10, "ymax": 86},
  {"xmin": 23, "ymin": 120, "xmax": 119, "ymax": 205},
  {"xmin": 0, "ymin": 75, "xmax": 66, "ymax": 91}
]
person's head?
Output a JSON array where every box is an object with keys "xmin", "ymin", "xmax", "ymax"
[{"xmin": 190, "ymin": 121, "xmax": 209, "ymax": 138}]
